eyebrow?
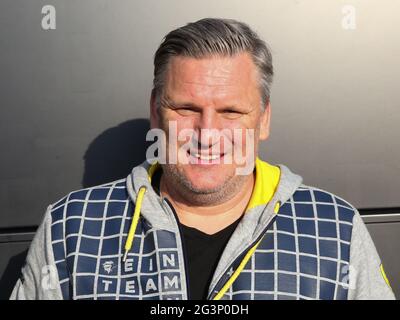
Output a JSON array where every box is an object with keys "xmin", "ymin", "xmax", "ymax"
[
  {"xmin": 160, "ymin": 95, "xmax": 245, "ymax": 111},
  {"xmin": 160, "ymin": 96, "xmax": 200, "ymax": 109}
]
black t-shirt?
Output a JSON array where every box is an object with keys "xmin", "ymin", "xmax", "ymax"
[
  {"xmin": 152, "ymin": 169, "xmax": 242, "ymax": 299},
  {"xmin": 179, "ymin": 215, "xmax": 241, "ymax": 299}
]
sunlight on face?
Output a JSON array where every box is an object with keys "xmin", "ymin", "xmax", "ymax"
[{"xmin": 151, "ymin": 53, "xmax": 270, "ymax": 193}]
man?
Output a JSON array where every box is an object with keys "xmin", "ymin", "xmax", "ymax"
[{"xmin": 11, "ymin": 18, "xmax": 395, "ymax": 300}]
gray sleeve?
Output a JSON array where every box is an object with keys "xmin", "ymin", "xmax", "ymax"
[
  {"xmin": 9, "ymin": 205, "xmax": 64, "ymax": 300},
  {"xmin": 347, "ymin": 211, "xmax": 395, "ymax": 300}
]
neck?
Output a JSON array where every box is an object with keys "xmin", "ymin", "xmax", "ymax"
[{"xmin": 160, "ymin": 172, "xmax": 255, "ymax": 234}]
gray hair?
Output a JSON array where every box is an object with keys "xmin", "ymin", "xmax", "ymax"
[{"xmin": 152, "ymin": 18, "xmax": 274, "ymax": 110}]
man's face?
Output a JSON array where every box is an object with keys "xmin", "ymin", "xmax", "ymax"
[{"xmin": 150, "ymin": 52, "xmax": 270, "ymax": 197}]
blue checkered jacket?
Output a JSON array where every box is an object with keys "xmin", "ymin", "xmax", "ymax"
[{"xmin": 10, "ymin": 161, "xmax": 395, "ymax": 300}]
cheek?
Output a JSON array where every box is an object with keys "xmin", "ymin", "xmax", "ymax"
[
  {"xmin": 160, "ymin": 110, "xmax": 189, "ymax": 129},
  {"xmin": 223, "ymin": 119, "xmax": 255, "ymax": 139},
  {"xmin": 227, "ymin": 121, "xmax": 260, "ymax": 157},
  {"xmin": 163, "ymin": 117, "xmax": 196, "ymax": 147}
]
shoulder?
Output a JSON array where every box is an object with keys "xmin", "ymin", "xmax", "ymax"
[
  {"xmin": 48, "ymin": 178, "xmax": 129, "ymax": 225},
  {"xmin": 280, "ymin": 184, "xmax": 358, "ymax": 227},
  {"xmin": 276, "ymin": 184, "xmax": 360, "ymax": 262}
]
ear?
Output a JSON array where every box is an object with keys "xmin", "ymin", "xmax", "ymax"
[
  {"xmin": 259, "ymin": 101, "xmax": 271, "ymax": 141},
  {"xmin": 150, "ymin": 89, "xmax": 160, "ymax": 129}
]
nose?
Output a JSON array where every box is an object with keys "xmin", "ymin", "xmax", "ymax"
[{"xmin": 194, "ymin": 108, "xmax": 221, "ymax": 149}]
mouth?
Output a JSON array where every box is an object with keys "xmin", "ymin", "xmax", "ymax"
[{"xmin": 186, "ymin": 150, "xmax": 226, "ymax": 165}]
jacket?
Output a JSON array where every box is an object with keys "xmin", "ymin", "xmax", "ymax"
[{"xmin": 10, "ymin": 158, "xmax": 395, "ymax": 300}]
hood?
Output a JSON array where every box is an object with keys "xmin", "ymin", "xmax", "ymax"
[{"xmin": 125, "ymin": 157, "xmax": 302, "ymax": 236}]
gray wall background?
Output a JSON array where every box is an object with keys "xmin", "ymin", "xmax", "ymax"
[{"xmin": 0, "ymin": 0, "xmax": 399, "ymax": 299}]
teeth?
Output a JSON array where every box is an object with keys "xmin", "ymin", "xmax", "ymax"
[{"xmin": 193, "ymin": 153, "xmax": 220, "ymax": 160}]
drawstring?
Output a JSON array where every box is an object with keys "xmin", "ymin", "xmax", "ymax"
[
  {"xmin": 213, "ymin": 201, "xmax": 281, "ymax": 300},
  {"xmin": 123, "ymin": 162, "xmax": 159, "ymax": 262},
  {"xmin": 122, "ymin": 186, "xmax": 146, "ymax": 262}
]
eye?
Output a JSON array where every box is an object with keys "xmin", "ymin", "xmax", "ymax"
[
  {"xmin": 222, "ymin": 109, "xmax": 242, "ymax": 119},
  {"xmin": 175, "ymin": 107, "xmax": 199, "ymax": 116}
]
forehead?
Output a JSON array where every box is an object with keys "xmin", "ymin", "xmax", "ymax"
[{"xmin": 164, "ymin": 53, "xmax": 259, "ymax": 104}]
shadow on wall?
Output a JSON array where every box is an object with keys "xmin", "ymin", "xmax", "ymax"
[
  {"xmin": 1, "ymin": 118, "xmax": 152, "ymax": 299},
  {"xmin": 0, "ymin": 249, "xmax": 28, "ymax": 299},
  {"xmin": 82, "ymin": 118, "xmax": 152, "ymax": 187}
]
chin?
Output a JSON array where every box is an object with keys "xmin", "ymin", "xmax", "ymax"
[
  {"xmin": 189, "ymin": 180, "xmax": 224, "ymax": 193},
  {"xmin": 183, "ymin": 170, "xmax": 232, "ymax": 194}
]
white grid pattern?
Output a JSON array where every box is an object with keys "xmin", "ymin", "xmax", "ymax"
[
  {"xmin": 333, "ymin": 195, "xmax": 342, "ymax": 299},
  {"xmin": 71, "ymin": 188, "xmax": 93, "ymax": 299},
  {"xmin": 51, "ymin": 184, "xmax": 185, "ymax": 300},
  {"xmin": 93, "ymin": 184, "xmax": 115, "ymax": 298},
  {"xmin": 291, "ymin": 195, "xmax": 301, "ymax": 298},
  {"xmin": 215, "ymin": 188, "xmax": 354, "ymax": 300},
  {"xmin": 50, "ymin": 179, "xmax": 355, "ymax": 300},
  {"xmin": 309, "ymin": 188, "xmax": 321, "ymax": 299},
  {"xmin": 115, "ymin": 195, "xmax": 129, "ymax": 299}
]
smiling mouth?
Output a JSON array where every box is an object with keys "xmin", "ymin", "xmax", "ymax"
[
  {"xmin": 186, "ymin": 150, "xmax": 225, "ymax": 162},
  {"xmin": 193, "ymin": 153, "xmax": 221, "ymax": 160}
]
